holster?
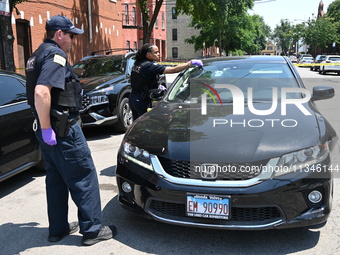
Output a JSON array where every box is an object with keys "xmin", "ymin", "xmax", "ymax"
[{"xmin": 50, "ymin": 109, "xmax": 71, "ymax": 138}]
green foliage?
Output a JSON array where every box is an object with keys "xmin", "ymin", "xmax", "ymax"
[
  {"xmin": 272, "ymin": 19, "xmax": 294, "ymax": 55},
  {"xmin": 136, "ymin": 0, "xmax": 150, "ymax": 21},
  {"xmin": 176, "ymin": 0, "xmax": 270, "ymax": 55},
  {"xmin": 326, "ymin": 0, "xmax": 340, "ymax": 22},
  {"xmin": 303, "ymin": 17, "xmax": 339, "ymax": 53}
]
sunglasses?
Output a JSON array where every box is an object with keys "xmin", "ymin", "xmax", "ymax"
[{"xmin": 63, "ymin": 31, "xmax": 75, "ymax": 39}]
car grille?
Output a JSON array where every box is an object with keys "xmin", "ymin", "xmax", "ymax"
[
  {"xmin": 149, "ymin": 200, "xmax": 281, "ymax": 222},
  {"xmin": 158, "ymin": 157, "xmax": 266, "ymax": 180},
  {"xmin": 82, "ymin": 94, "xmax": 92, "ymax": 110}
]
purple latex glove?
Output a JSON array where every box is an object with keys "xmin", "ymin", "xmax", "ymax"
[
  {"xmin": 41, "ymin": 127, "xmax": 57, "ymax": 146},
  {"xmin": 158, "ymin": 85, "xmax": 167, "ymax": 91},
  {"xmin": 191, "ymin": 59, "xmax": 203, "ymax": 68}
]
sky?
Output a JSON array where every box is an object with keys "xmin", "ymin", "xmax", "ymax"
[{"xmin": 249, "ymin": 0, "xmax": 332, "ymax": 30}]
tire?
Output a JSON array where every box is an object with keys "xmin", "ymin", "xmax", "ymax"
[
  {"xmin": 114, "ymin": 97, "xmax": 133, "ymax": 133},
  {"xmin": 310, "ymin": 67, "xmax": 314, "ymax": 71}
]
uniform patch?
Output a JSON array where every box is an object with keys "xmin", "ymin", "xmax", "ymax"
[
  {"xmin": 26, "ymin": 56, "xmax": 36, "ymax": 71},
  {"xmin": 53, "ymin": 54, "xmax": 66, "ymax": 66}
]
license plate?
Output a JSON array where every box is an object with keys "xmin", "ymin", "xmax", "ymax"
[{"xmin": 186, "ymin": 193, "xmax": 230, "ymax": 220}]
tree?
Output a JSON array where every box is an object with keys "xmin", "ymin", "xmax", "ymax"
[
  {"xmin": 245, "ymin": 15, "xmax": 271, "ymax": 54},
  {"xmin": 325, "ymin": 0, "xmax": 340, "ymax": 53},
  {"xmin": 303, "ymin": 17, "xmax": 339, "ymax": 55},
  {"xmin": 176, "ymin": 0, "xmax": 253, "ymax": 55},
  {"xmin": 272, "ymin": 19, "xmax": 294, "ymax": 56},
  {"xmin": 0, "ymin": 0, "xmax": 28, "ymax": 71},
  {"xmin": 136, "ymin": 0, "xmax": 164, "ymax": 44},
  {"xmin": 326, "ymin": 0, "xmax": 340, "ymax": 22}
]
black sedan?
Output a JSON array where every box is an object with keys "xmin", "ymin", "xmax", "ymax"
[
  {"xmin": 0, "ymin": 70, "xmax": 43, "ymax": 182},
  {"xmin": 116, "ymin": 56, "xmax": 338, "ymax": 230}
]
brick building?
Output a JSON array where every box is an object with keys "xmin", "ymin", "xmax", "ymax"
[
  {"xmin": 165, "ymin": 0, "xmax": 206, "ymax": 60},
  {"xmin": 10, "ymin": 0, "xmax": 167, "ymax": 74},
  {"xmin": 122, "ymin": 0, "xmax": 166, "ymax": 60}
]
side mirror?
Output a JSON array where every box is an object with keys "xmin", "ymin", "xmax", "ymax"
[
  {"xmin": 311, "ymin": 86, "xmax": 335, "ymax": 101},
  {"xmin": 149, "ymin": 89, "xmax": 165, "ymax": 101}
]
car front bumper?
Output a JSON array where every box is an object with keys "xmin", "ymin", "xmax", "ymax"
[
  {"xmin": 80, "ymin": 96, "xmax": 118, "ymax": 127},
  {"xmin": 116, "ymin": 155, "xmax": 333, "ymax": 230}
]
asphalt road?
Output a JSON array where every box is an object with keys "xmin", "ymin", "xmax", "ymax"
[{"xmin": 0, "ymin": 67, "xmax": 340, "ymax": 255}]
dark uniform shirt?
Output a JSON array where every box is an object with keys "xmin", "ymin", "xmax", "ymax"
[
  {"xmin": 130, "ymin": 59, "xmax": 166, "ymax": 96},
  {"xmin": 26, "ymin": 39, "xmax": 72, "ymax": 106}
]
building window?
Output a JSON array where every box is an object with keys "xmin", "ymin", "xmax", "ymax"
[
  {"xmin": 134, "ymin": 42, "xmax": 137, "ymax": 50},
  {"xmin": 172, "ymin": 7, "xmax": 177, "ymax": 19},
  {"xmin": 155, "ymin": 16, "xmax": 158, "ymax": 29},
  {"xmin": 132, "ymin": 7, "xmax": 136, "ymax": 26},
  {"xmin": 172, "ymin": 47, "xmax": 178, "ymax": 58},
  {"xmin": 172, "ymin": 29, "xmax": 177, "ymax": 41},
  {"xmin": 125, "ymin": 4, "xmax": 129, "ymax": 25},
  {"xmin": 162, "ymin": 12, "xmax": 164, "ymax": 30},
  {"xmin": 267, "ymin": 46, "xmax": 273, "ymax": 50},
  {"xmin": 126, "ymin": 41, "xmax": 130, "ymax": 51}
]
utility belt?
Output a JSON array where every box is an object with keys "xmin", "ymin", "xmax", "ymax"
[{"xmin": 33, "ymin": 108, "xmax": 79, "ymax": 138}]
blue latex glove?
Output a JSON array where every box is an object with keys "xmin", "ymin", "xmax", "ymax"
[
  {"xmin": 191, "ymin": 59, "xmax": 203, "ymax": 68},
  {"xmin": 41, "ymin": 127, "xmax": 57, "ymax": 146}
]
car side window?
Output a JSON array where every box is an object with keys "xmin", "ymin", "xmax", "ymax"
[
  {"xmin": 0, "ymin": 75, "xmax": 27, "ymax": 106},
  {"xmin": 126, "ymin": 56, "xmax": 136, "ymax": 75}
]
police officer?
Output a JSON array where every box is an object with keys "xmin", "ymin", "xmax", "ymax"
[
  {"xmin": 129, "ymin": 43, "xmax": 203, "ymax": 120},
  {"xmin": 26, "ymin": 15, "xmax": 116, "ymax": 246}
]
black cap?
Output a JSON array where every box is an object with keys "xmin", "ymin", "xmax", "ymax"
[{"xmin": 46, "ymin": 15, "xmax": 84, "ymax": 34}]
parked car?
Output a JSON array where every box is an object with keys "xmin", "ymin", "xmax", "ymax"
[
  {"xmin": 288, "ymin": 55, "xmax": 297, "ymax": 63},
  {"xmin": 73, "ymin": 49, "xmax": 167, "ymax": 132},
  {"xmin": 298, "ymin": 54, "xmax": 313, "ymax": 63},
  {"xmin": 0, "ymin": 70, "xmax": 43, "ymax": 182},
  {"xmin": 299, "ymin": 56, "xmax": 314, "ymax": 65},
  {"xmin": 310, "ymin": 55, "xmax": 327, "ymax": 71},
  {"xmin": 318, "ymin": 55, "xmax": 340, "ymax": 75},
  {"xmin": 116, "ymin": 56, "xmax": 338, "ymax": 230}
]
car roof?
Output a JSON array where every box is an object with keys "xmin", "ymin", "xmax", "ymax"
[
  {"xmin": 78, "ymin": 51, "xmax": 136, "ymax": 62},
  {"xmin": 202, "ymin": 55, "xmax": 287, "ymax": 64},
  {"xmin": 0, "ymin": 69, "xmax": 26, "ymax": 80}
]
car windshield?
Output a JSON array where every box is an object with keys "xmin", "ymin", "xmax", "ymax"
[
  {"xmin": 73, "ymin": 55, "xmax": 125, "ymax": 78},
  {"xmin": 167, "ymin": 60, "xmax": 300, "ymax": 103},
  {"xmin": 329, "ymin": 57, "xmax": 340, "ymax": 61}
]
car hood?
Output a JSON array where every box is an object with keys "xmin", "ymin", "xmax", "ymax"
[
  {"xmin": 78, "ymin": 75, "xmax": 123, "ymax": 92},
  {"xmin": 125, "ymin": 101, "xmax": 334, "ymax": 163}
]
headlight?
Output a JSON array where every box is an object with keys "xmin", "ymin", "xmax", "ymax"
[
  {"xmin": 274, "ymin": 143, "xmax": 330, "ymax": 177},
  {"xmin": 121, "ymin": 141, "xmax": 153, "ymax": 171},
  {"xmin": 89, "ymin": 87, "xmax": 114, "ymax": 105}
]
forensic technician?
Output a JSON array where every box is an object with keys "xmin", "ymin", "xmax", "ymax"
[
  {"xmin": 26, "ymin": 15, "xmax": 116, "ymax": 246},
  {"xmin": 129, "ymin": 43, "xmax": 203, "ymax": 120}
]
